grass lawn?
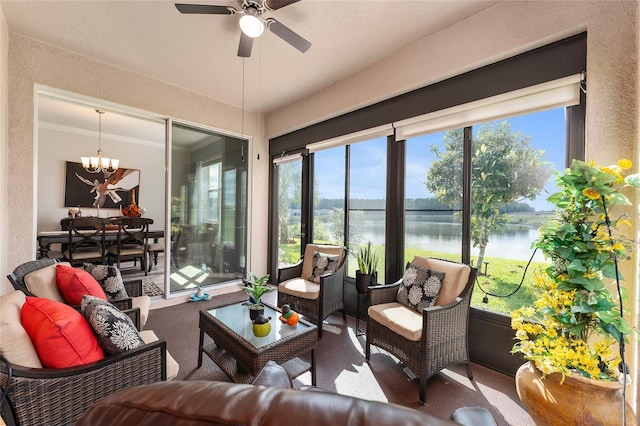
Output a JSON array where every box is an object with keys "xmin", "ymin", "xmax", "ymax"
[{"xmin": 278, "ymin": 241, "xmax": 547, "ymax": 315}]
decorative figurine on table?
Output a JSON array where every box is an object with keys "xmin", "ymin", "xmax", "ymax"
[
  {"xmin": 279, "ymin": 304, "xmax": 299, "ymax": 326},
  {"xmin": 252, "ymin": 314, "xmax": 272, "ymax": 337}
]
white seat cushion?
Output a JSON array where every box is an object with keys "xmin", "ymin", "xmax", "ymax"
[
  {"xmin": 278, "ymin": 277, "xmax": 320, "ymax": 300},
  {"xmin": 23, "ymin": 262, "xmax": 71, "ymax": 302},
  {"xmin": 0, "ymin": 290, "xmax": 43, "ymax": 368},
  {"xmin": 139, "ymin": 330, "xmax": 180, "ymax": 380},
  {"xmin": 132, "ymin": 295, "xmax": 151, "ymax": 327},
  {"xmin": 368, "ymin": 302, "xmax": 422, "ymax": 341}
]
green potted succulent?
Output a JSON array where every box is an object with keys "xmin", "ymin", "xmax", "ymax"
[
  {"xmin": 354, "ymin": 241, "xmax": 379, "ymax": 294},
  {"xmin": 242, "ymin": 273, "xmax": 274, "ymax": 320}
]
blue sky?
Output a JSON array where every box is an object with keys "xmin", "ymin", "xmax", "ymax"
[{"xmin": 314, "ymin": 107, "xmax": 567, "ymax": 211}]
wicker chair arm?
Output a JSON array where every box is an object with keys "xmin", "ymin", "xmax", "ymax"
[
  {"xmin": 421, "ymin": 294, "xmax": 471, "ymax": 342},
  {"xmin": 368, "ymin": 279, "xmax": 401, "ymax": 306},
  {"xmin": 0, "ymin": 339, "xmax": 167, "ymax": 425},
  {"xmin": 277, "ymin": 260, "xmax": 303, "ymax": 283},
  {"xmin": 318, "ymin": 268, "xmax": 342, "ymax": 286},
  {"xmin": 124, "ymin": 279, "xmax": 143, "ymax": 297},
  {"xmin": 422, "ymin": 296, "xmax": 464, "ymax": 314},
  {"xmin": 110, "ymin": 297, "xmax": 133, "ymax": 310}
]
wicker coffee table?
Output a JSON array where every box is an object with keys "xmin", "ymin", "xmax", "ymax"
[{"xmin": 198, "ymin": 301, "xmax": 318, "ymax": 385}]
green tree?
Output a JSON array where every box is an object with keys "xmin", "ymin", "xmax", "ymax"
[
  {"xmin": 426, "ymin": 122, "xmax": 552, "ymax": 270},
  {"xmin": 327, "ymin": 207, "xmax": 365, "ymax": 245}
]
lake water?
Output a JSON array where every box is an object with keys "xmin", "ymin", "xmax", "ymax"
[{"xmin": 318, "ymin": 211, "xmax": 548, "ymax": 262}]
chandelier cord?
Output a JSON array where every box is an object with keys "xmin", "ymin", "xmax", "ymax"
[
  {"xmin": 601, "ymin": 195, "xmax": 627, "ymax": 425},
  {"xmin": 242, "ymin": 58, "xmax": 245, "ymax": 139},
  {"xmin": 97, "ymin": 109, "xmax": 103, "ymax": 152}
]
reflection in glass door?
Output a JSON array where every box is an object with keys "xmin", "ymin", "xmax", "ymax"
[
  {"xmin": 169, "ymin": 123, "xmax": 248, "ymax": 294},
  {"xmin": 275, "ymin": 156, "xmax": 303, "ymax": 268}
]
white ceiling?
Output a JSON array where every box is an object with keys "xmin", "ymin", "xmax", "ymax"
[
  {"xmin": 2, "ymin": 0, "xmax": 501, "ymax": 111},
  {"xmin": 3, "ymin": 0, "xmax": 500, "ymax": 141}
]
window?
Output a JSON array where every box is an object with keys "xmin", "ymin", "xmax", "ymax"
[
  {"xmin": 348, "ymin": 137, "xmax": 387, "ymax": 281},
  {"xmin": 403, "ymin": 107, "xmax": 568, "ymax": 315},
  {"xmin": 275, "ymin": 156, "xmax": 303, "ymax": 267},
  {"xmin": 201, "ymin": 159, "xmax": 221, "ymax": 223},
  {"xmin": 312, "ymin": 147, "xmax": 346, "ymax": 245},
  {"xmin": 171, "ymin": 124, "xmax": 248, "ymax": 294},
  {"xmin": 468, "ymin": 108, "xmax": 566, "ymax": 314},
  {"xmin": 405, "ymin": 130, "xmax": 463, "ymax": 266},
  {"xmin": 268, "ymin": 33, "xmax": 586, "ymax": 374}
]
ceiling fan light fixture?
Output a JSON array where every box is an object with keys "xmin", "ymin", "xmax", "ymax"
[{"xmin": 239, "ymin": 13, "xmax": 264, "ymax": 38}]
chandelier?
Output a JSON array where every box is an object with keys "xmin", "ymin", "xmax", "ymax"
[{"xmin": 80, "ymin": 109, "xmax": 119, "ymax": 174}]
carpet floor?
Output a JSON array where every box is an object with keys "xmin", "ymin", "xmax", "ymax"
[{"xmin": 145, "ymin": 291, "xmax": 534, "ymax": 426}]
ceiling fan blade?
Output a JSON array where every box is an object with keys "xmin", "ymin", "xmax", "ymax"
[
  {"xmin": 175, "ymin": 4, "xmax": 236, "ymax": 14},
  {"xmin": 263, "ymin": 0, "xmax": 301, "ymax": 11},
  {"xmin": 265, "ymin": 18, "xmax": 311, "ymax": 53},
  {"xmin": 237, "ymin": 32, "xmax": 253, "ymax": 57}
]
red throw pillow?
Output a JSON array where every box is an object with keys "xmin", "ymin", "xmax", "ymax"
[
  {"xmin": 21, "ymin": 297, "xmax": 105, "ymax": 368},
  {"xmin": 56, "ymin": 264, "xmax": 107, "ymax": 305}
]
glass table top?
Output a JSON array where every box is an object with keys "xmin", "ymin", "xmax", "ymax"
[{"xmin": 207, "ymin": 302, "xmax": 312, "ymax": 349}]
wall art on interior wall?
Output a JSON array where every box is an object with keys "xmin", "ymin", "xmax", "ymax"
[{"xmin": 64, "ymin": 161, "xmax": 140, "ymax": 209}]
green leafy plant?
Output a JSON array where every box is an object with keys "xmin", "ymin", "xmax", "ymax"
[
  {"xmin": 511, "ymin": 159, "xmax": 639, "ymax": 381},
  {"xmin": 242, "ymin": 273, "xmax": 273, "ymax": 309},
  {"xmin": 355, "ymin": 241, "xmax": 378, "ymax": 275}
]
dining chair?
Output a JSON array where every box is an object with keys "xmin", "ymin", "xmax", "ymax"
[
  {"xmin": 63, "ymin": 216, "xmax": 106, "ymax": 266},
  {"xmin": 106, "ymin": 217, "xmax": 151, "ymax": 275}
]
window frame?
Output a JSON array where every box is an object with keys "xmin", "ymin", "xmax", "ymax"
[{"xmin": 268, "ymin": 33, "xmax": 586, "ymax": 285}]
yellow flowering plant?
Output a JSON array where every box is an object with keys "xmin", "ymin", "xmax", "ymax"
[{"xmin": 511, "ymin": 159, "xmax": 639, "ymax": 381}]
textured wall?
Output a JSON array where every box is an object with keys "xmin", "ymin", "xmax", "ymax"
[
  {"xmin": 4, "ymin": 33, "xmax": 270, "ymax": 292},
  {"xmin": 0, "ymin": 6, "xmax": 8, "ymax": 293}
]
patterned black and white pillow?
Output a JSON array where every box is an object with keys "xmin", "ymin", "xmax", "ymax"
[
  {"xmin": 83, "ymin": 264, "xmax": 128, "ymax": 301},
  {"xmin": 308, "ymin": 252, "xmax": 340, "ymax": 283},
  {"xmin": 396, "ymin": 263, "xmax": 445, "ymax": 312},
  {"xmin": 81, "ymin": 295, "xmax": 144, "ymax": 355}
]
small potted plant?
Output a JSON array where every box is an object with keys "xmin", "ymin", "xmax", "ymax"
[
  {"xmin": 242, "ymin": 273, "xmax": 274, "ymax": 320},
  {"xmin": 354, "ymin": 241, "xmax": 378, "ymax": 294}
]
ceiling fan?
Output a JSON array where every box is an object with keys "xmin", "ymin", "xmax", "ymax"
[{"xmin": 175, "ymin": 0, "xmax": 311, "ymax": 58}]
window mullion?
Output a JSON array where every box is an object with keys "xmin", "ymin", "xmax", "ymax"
[{"xmin": 461, "ymin": 126, "xmax": 473, "ymax": 266}]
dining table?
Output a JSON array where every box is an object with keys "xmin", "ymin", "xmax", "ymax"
[{"xmin": 37, "ymin": 227, "xmax": 165, "ymax": 259}]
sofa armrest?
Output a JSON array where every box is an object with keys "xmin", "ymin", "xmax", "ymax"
[{"xmin": 0, "ymin": 339, "xmax": 166, "ymax": 425}]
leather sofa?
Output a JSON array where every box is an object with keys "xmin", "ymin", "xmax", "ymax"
[{"xmin": 77, "ymin": 361, "xmax": 497, "ymax": 426}]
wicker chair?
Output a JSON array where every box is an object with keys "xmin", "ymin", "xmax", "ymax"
[
  {"xmin": 277, "ymin": 244, "xmax": 347, "ymax": 337},
  {"xmin": 7, "ymin": 258, "xmax": 150, "ymax": 329},
  {"xmin": 365, "ymin": 257, "xmax": 478, "ymax": 404},
  {"xmin": 0, "ymin": 339, "xmax": 167, "ymax": 426}
]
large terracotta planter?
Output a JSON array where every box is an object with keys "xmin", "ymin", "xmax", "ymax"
[{"xmin": 515, "ymin": 361, "xmax": 636, "ymax": 425}]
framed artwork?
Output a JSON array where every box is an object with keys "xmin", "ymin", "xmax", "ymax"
[{"xmin": 64, "ymin": 161, "xmax": 140, "ymax": 209}]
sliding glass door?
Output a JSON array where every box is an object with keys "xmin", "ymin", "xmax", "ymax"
[{"xmin": 169, "ymin": 123, "xmax": 248, "ymax": 294}]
